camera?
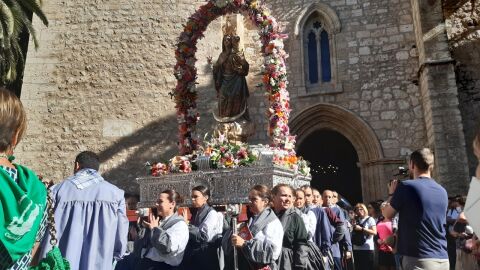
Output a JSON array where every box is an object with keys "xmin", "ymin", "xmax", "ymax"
[
  {"xmin": 136, "ymin": 207, "xmax": 158, "ymax": 223},
  {"xmin": 394, "ymin": 166, "xmax": 409, "ymax": 177}
]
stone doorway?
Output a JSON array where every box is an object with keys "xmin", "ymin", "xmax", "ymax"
[
  {"xmin": 290, "ymin": 103, "xmax": 386, "ymax": 203},
  {"xmin": 297, "ymin": 129, "xmax": 362, "ymax": 204}
]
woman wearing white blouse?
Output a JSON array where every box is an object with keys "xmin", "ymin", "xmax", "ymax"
[
  {"xmin": 222, "ymin": 184, "xmax": 284, "ymax": 270},
  {"xmin": 352, "ymin": 203, "xmax": 377, "ymax": 270},
  {"xmin": 135, "ymin": 190, "xmax": 189, "ymax": 270},
  {"xmin": 180, "ymin": 185, "xmax": 223, "ymax": 270}
]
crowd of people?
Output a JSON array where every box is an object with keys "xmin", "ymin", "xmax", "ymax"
[{"xmin": 2, "ymin": 86, "xmax": 480, "ymax": 270}]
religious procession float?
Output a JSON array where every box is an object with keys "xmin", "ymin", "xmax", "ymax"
[{"xmin": 137, "ymin": 0, "xmax": 311, "ymax": 208}]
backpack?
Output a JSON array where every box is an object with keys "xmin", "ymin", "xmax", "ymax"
[{"xmin": 351, "ymin": 217, "xmax": 372, "ymax": 246}]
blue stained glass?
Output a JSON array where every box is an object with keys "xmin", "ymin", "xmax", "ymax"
[
  {"xmin": 308, "ymin": 32, "xmax": 318, "ymax": 84},
  {"xmin": 320, "ymin": 30, "xmax": 331, "ymax": 82}
]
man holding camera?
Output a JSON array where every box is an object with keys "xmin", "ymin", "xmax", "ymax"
[
  {"xmin": 39, "ymin": 151, "xmax": 129, "ymax": 270},
  {"xmin": 383, "ymin": 148, "xmax": 449, "ymax": 270}
]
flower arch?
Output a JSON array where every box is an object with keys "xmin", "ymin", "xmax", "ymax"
[{"xmin": 173, "ymin": 0, "xmax": 292, "ymax": 155}]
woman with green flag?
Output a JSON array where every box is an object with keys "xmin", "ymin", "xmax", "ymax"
[{"xmin": 0, "ymin": 87, "xmax": 47, "ymax": 270}]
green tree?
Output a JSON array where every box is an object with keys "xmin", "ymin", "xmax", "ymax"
[{"xmin": 0, "ymin": 0, "xmax": 48, "ymax": 85}]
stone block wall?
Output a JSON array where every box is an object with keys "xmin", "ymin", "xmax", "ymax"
[
  {"xmin": 18, "ymin": 1, "xmax": 222, "ymax": 192},
  {"xmin": 445, "ymin": 0, "xmax": 480, "ymax": 177}
]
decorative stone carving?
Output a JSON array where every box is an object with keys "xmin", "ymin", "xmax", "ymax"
[{"xmin": 137, "ymin": 165, "xmax": 311, "ymax": 207}]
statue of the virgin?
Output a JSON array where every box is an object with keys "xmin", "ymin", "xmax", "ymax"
[{"xmin": 212, "ymin": 23, "xmax": 254, "ymax": 143}]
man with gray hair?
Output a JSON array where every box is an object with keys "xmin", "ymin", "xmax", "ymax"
[{"xmin": 384, "ymin": 148, "xmax": 449, "ymax": 270}]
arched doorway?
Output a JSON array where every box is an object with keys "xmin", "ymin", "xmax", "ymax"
[
  {"xmin": 290, "ymin": 103, "xmax": 386, "ymax": 203},
  {"xmin": 297, "ymin": 129, "xmax": 362, "ymax": 204}
]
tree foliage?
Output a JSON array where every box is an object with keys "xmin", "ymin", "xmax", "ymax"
[{"xmin": 0, "ymin": 0, "xmax": 48, "ymax": 85}]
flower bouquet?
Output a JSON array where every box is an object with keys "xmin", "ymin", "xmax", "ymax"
[
  {"xmin": 204, "ymin": 136, "xmax": 257, "ymax": 169},
  {"xmin": 169, "ymin": 156, "xmax": 193, "ymax": 173},
  {"xmin": 148, "ymin": 162, "xmax": 169, "ymax": 177}
]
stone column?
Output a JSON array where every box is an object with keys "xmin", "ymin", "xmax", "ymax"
[{"xmin": 411, "ymin": 0, "xmax": 469, "ymax": 194}]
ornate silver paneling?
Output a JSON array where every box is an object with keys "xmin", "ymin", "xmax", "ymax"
[{"xmin": 137, "ymin": 165, "xmax": 311, "ymax": 207}]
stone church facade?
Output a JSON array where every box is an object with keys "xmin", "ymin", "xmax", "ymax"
[{"xmin": 16, "ymin": 0, "xmax": 479, "ymax": 203}]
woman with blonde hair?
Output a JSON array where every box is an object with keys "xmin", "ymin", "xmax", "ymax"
[
  {"xmin": 352, "ymin": 203, "xmax": 377, "ymax": 270},
  {"xmin": 0, "ymin": 88, "xmax": 47, "ymax": 269}
]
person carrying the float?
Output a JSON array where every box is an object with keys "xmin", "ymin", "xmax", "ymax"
[
  {"xmin": 135, "ymin": 189, "xmax": 189, "ymax": 270},
  {"xmin": 296, "ymin": 186, "xmax": 335, "ymax": 269},
  {"xmin": 180, "ymin": 185, "xmax": 223, "ymax": 270},
  {"xmin": 272, "ymin": 184, "xmax": 326, "ymax": 270},
  {"xmin": 222, "ymin": 184, "xmax": 283, "ymax": 270},
  {"xmin": 294, "ymin": 188, "xmax": 317, "ymax": 242}
]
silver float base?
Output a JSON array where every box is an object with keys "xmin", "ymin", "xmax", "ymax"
[{"xmin": 137, "ymin": 165, "xmax": 311, "ymax": 207}]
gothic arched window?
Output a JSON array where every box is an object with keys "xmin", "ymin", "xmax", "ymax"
[
  {"xmin": 295, "ymin": 3, "xmax": 341, "ymax": 95},
  {"xmin": 304, "ymin": 19, "xmax": 332, "ymax": 86}
]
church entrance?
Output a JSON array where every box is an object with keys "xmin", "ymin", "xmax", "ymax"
[
  {"xmin": 290, "ymin": 103, "xmax": 387, "ymax": 203},
  {"xmin": 297, "ymin": 129, "xmax": 362, "ymax": 205}
]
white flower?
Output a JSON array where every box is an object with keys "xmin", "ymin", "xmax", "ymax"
[
  {"xmin": 218, "ymin": 134, "xmax": 226, "ymax": 144},
  {"xmin": 270, "ymin": 77, "xmax": 276, "ymax": 86},
  {"xmin": 272, "ymin": 39, "xmax": 284, "ymax": 50}
]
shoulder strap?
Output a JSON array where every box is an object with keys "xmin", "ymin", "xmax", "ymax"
[
  {"xmin": 162, "ymin": 214, "xmax": 184, "ymax": 231},
  {"xmin": 249, "ymin": 208, "xmax": 277, "ymax": 236},
  {"xmin": 358, "ymin": 217, "xmax": 371, "ymax": 227},
  {"xmin": 193, "ymin": 205, "xmax": 213, "ymax": 226}
]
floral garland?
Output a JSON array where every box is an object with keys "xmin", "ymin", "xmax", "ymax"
[
  {"xmin": 147, "ymin": 142, "xmax": 311, "ymax": 177},
  {"xmin": 172, "ymin": 0, "xmax": 293, "ymax": 155},
  {"xmin": 271, "ymin": 147, "xmax": 311, "ymax": 176}
]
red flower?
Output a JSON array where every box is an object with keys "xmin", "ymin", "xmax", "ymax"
[{"xmin": 262, "ymin": 74, "xmax": 270, "ymax": 84}]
